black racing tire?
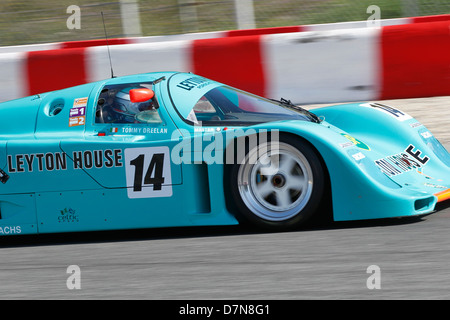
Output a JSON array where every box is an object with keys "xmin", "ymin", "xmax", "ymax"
[{"xmin": 229, "ymin": 134, "xmax": 325, "ymax": 231}]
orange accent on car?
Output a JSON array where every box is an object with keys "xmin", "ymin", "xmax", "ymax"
[{"xmin": 434, "ymin": 189, "xmax": 450, "ymax": 202}]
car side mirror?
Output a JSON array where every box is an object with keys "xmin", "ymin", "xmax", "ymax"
[{"xmin": 129, "ymin": 88, "xmax": 155, "ymax": 103}]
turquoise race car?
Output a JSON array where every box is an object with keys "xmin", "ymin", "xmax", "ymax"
[{"xmin": 0, "ymin": 71, "xmax": 449, "ymax": 236}]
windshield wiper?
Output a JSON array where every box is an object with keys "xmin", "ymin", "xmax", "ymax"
[
  {"xmin": 271, "ymin": 98, "xmax": 321, "ymax": 123},
  {"xmin": 152, "ymin": 76, "xmax": 166, "ymax": 85}
]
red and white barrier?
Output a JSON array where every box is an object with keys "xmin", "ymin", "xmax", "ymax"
[
  {"xmin": 380, "ymin": 20, "xmax": 450, "ymax": 100},
  {"xmin": 87, "ymin": 40, "xmax": 192, "ymax": 81},
  {"xmin": 0, "ymin": 52, "xmax": 27, "ymax": 101},
  {"xmin": 1, "ymin": 15, "xmax": 450, "ymax": 104},
  {"xmin": 262, "ymin": 27, "xmax": 380, "ymax": 103}
]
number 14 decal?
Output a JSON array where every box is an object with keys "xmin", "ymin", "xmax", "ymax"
[{"xmin": 124, "ymin": 147, "xmax": 172, "ymax": 199}]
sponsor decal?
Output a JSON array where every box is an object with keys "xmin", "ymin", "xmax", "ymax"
[
  {"xmin": 73, "ymin": 97, "xmax": 88, "ymax": 107},
  {"xmin": 72, "ymin": 149, "xmax": 123, "ymax": 170},
  {"xmin": 0, "ymin": 226, "xmax": 21, "ymax": 235},
  {"xmin": 352, "ymin": 152, "xmax": 366, "ymax": 161},
  {"xmin": 341, "ymin": 133, "xmax": 371, "ymax": 151},
  {"xmin": 424, "ymin": 183, "xmax": 447, "ymax": 190},
  {"xmin": 194, "ymin": 127, "xmax": 220, "ymax": 133},
  {"xmin": 69, "ymin": 97, "xmax": 87, "ymax": 127},
  {"xmin": 374, "ymin": 144, "xmax": 430, "ymax": 177},
  {"xmin": 176, "ymin": 77, "xmax": 211, "ymax": 91},
  {"xmin": 361, "ymin": 103, "xmax": 412, "ymax": 122},
  {"xmin": 8, "ymin": 152, "xmax": 68, "ymax": 173},
  {"xmin": 59, "ymin": 208, "xmax": 79, "ymax": 223},
  {"xmin": 420, "ymin": 131, "xmax": 432, "ymax": 139},
  {"xmin": 340, "ymin": 141, "xmax": 354, "ymax": 148},
  {"xmin": 7, "ymin": 149, "xmax": 123, "ymax": 173}
]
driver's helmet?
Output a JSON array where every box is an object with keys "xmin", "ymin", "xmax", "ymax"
[{"xmin": 112, "ymin": 86, "xmax": 153, "ymax": 123}]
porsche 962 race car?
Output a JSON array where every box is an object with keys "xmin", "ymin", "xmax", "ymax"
[{"xmin": 0, "ymin": 71, "xmax": 449, "ymax": 236}]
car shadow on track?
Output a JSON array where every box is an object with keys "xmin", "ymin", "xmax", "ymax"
[{"xmin": 0, "ymin": 209, "xmax": 437, "ymax": 249}]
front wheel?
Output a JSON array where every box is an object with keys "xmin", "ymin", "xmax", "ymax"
[{"xmin": 229, "ymin": 135, "xmax": 325, "ymax": 231}]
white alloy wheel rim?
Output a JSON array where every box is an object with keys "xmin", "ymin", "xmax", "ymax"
[{"xmin": 237, "ymin": 142, "xmax": 314, "ymax": 221}]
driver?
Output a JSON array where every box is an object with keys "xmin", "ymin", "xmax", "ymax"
[{"xmin": 111, "ymin": 86, "xmax": 154, "ymax": 123}]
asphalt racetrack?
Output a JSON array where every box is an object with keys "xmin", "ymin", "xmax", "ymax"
[{"xmin": 1, "ymin": 96, "xmax": 450, "ymax": 300}]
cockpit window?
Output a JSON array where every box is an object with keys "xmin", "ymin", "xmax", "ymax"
[
  {"xmin": 95, "ymin": 82, "xmax": 162, "ymax": 124},
  {"xmin": 183, "ymin": 86, "xmax": 312, "ymax": 125}
]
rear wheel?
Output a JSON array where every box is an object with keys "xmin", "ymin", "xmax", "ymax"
[{"xmin": 230, "ymin": 135, "xmax": 325, "ymax": 231}]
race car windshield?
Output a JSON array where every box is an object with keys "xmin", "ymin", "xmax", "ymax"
[{"xmin": 184, "ymin": 86, "xmax": 314, "ymax": 125}]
